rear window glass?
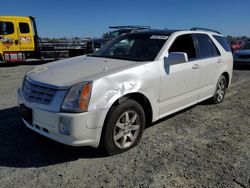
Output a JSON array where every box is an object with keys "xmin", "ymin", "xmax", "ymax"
[
  {"xmin": 19, "ymin": 22, "xmax": 30, "ymax": 33},
  {"xmin": 196, "ymin": 34, "xmax": 220, "ymax": 58},
  {"xmin": 213, "ymin": 35, "xmax": 231, "ymax": 52},
  {"xmin": 0, "ymin": 21, "xmax": 14, "ymax": 35}
]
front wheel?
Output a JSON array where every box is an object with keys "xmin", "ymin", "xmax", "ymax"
[
  {"xmin": 102, "ymin": 99, "xmax": 145, "ymax": 155},
  {"xmin": 211, "ymin": 75, "xmax": 227, "ymax": 104}
]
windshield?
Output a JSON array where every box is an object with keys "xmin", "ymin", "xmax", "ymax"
[
  {"xmin": 240, "ymin": 42, "xmax": 250, "ymax": 50},
  {"xmin": 91, "ymin": 33, "xmax": 168, "ymax": 61}
]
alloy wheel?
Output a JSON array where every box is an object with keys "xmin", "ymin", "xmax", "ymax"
[{"xmin": 113, "ymin": 110, "xmax": 140, "ymax": 149}]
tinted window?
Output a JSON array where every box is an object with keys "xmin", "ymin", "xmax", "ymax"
[
  {"xmin": 213, "ymin": 35, "xmax": 231, "ymax": 52},
  {"xmin": 169, "ymin": 34, "xmax": 197, "ymax": 60},
  {"xmin": 196, "ymin": 34, "xmax": 220, "ymax": 58},
  {"xmin": 19, "ymin": 22, "xmax": 30, "ymax": 33},
  {"xmin": 210, "ymin": 38, "xmax": 220, "ymax": 56},
  {"xmin": 0, "ymin": 22, "xmax": 14, "ymax": 35}
]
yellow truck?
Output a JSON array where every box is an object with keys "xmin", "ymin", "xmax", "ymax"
[
  {"xmin": 0, "ymin": 16, "xmax": 88, "ymax": 63},
  {"xmin": 0, "ymin": 16, "xmax": 40, "ymax": 63}
]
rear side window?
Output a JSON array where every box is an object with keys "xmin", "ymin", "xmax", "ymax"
[
  {"xmin": 213, "ymin": 35, "xmax": 231, "ymax": 52},
  {"xmin": 169, "ymin": 34, "xmax": 197, "ymax": 60},
  {"xmin": 19, "ymin": 22, "xmax": 30, "ymax": 33},
  {"xmin": 0, "ymin": 21, "xmax": 14, "ymax": 35},
  {"xmin": 196, "ymin": 34, "xmax": 220, "ymax": 58}
]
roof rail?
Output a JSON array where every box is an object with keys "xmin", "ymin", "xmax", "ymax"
[
  {"xmin": 109, "ymin": 26, "xmax": 151, "ymax": 30},
  {"xmin": 191, "ymin": 27, "xmax": 221, "ymax": 34}
]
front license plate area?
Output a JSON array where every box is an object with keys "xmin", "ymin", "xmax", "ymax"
[{"xmin": 19, "ymin": 104, "xmax": 33, "ymax": 125}]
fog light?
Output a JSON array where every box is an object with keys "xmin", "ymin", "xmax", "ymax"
[{"xmin": 59, "ymin": 117, "xmax": 70, "ymax": 136}]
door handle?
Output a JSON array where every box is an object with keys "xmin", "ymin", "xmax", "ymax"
[
  {"xmin": 217, "ymin": 59, "xmax": 222, "ymax": 63},
  {"xmin": 192, "ymin": 64, "xmax": 200, "ymax": 69}
]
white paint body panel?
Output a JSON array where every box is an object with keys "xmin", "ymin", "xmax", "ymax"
[
  {"xmin": 159, "ymin": 59, "xmax": 200, "ymax": 117},
  {"xmin": 17, "ymin": 30, "xmax": 233, "ymax": 147}
]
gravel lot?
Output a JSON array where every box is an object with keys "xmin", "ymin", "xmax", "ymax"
[{"xmin": 0, "ymin": 62, "xmax": 249, "ymax": 188}]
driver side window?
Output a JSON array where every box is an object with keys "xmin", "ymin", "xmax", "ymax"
[
  {"xmin": 169, "ymin": 34, "xmax": 197, "ymax": 61},
  {"xmin": 0, "ymin": 21, "xmax": 14, "ymax": 35}
]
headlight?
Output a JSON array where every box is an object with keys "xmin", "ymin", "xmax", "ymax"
[{"xmin": 61, "ymin": 81, "xmax": 92, "ymax": 112}]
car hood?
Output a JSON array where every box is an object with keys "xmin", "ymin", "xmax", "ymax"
[
  {"xmin": 235, "ymin": 49, "xmax": 250, "ymax": 56},
  {"xmin": 26, "ymin": 56, "xmax": 142, "ymax": 88}
]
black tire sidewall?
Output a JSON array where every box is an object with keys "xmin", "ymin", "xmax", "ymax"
[{"xmin": 102, "ymin": 99, "xmax": 145, "ymax": 155}]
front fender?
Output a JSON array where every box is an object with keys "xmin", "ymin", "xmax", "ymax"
[{"xmin": 88, "ymin": 62, "xmax": 161, "ymax": 122}]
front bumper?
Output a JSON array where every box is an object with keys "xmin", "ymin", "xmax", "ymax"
[{"xmin": 17, "ymin": 88, "xmax": 108, "ymax": 148}]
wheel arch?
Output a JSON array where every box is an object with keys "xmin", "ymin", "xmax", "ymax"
[
  {"xmin": 105, "ymin": 92, "xmax": 153, "ymax": 127},
  {"xmin": 99, "ymin": 92, "xmax": 153, "ymax": 150},
  {"xmin": 222, "ymin": 71, "xmax": 230, "ymax": 88},
  {"xmin": 114, "ymin": 92, "xmax": 152, "ymax": 126}
]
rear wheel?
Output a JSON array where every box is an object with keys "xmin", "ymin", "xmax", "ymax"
[
  {"xmin": 102, "ymin": 99, "xmax": 145, "ymax": 155},
  {"xmin": 211, "ymin": 75, "xmax": 227, "ymax": 104}
]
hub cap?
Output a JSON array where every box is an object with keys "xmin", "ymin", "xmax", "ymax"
[{"xmin": 113, "ymin": 110, "xmax": 140, "ymax": 149}]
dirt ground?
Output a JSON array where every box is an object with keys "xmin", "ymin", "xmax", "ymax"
[{"xmin": 0, "ymin": 62, "xmax": 249, "ymax": 188}]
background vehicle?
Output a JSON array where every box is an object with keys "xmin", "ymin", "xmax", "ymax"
[
  {"xmin": 17, "ymin": 28, "xmax": 233, "ymax": 155},
  {"xmin": 234, "ymin": 41, "xmax": 250, "ymax": 64},
  {"xmin": 0, "ymin": 16, "xmax": 88, "ymax": 63},
  {"xmin": 230, "ymin": 40, "xmax": 245, "ymax": 52},
  {"xmin": 0, "ymin": 16, "xmax": 40, "ymax": 62},
  {"xmin": 86, "ymin": 26, "xmax": 150, "ymax": 54}
]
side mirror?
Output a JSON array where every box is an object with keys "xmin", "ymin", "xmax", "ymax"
[{"xmin": 164, "ymin": 52, "xmax": 188, "ymax": 65}]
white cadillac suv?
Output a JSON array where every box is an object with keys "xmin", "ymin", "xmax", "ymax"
[{"xmin": 17, "ymin": 28, "xmax": 233, "ymax": 155}]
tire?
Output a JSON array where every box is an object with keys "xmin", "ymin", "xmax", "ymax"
[
  {"xmin": 102, "ymin": 99, "xmax": 145, "ymax": 155},
  {"xmin": 211, "ymin": 75, "xmax": 227, "ymax": 104}
]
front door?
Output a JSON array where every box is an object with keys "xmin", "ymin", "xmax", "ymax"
[{"xmin": 159, "ymin": 34, "xmax": 201, "ymax": 118}]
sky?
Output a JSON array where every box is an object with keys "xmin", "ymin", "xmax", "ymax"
[{"xmin": 1, "ymin": 0, "xmax": 250, "ymax": 38}]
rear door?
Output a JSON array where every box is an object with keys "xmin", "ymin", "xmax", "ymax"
[{"xmin": 194, "ymin": 34, "xmax": 222, "ymax": 100}]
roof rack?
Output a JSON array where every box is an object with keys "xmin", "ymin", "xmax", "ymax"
[
  {"xmin": 191, "ymin": 27, "xmax": 221, "ymax": 34},
  {"xmin": 109, "ymin": 26, "xmax": 151, "ymax": 30}
]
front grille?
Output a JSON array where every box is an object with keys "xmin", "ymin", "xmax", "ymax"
[
  {"xmin": 239, "ymin": 55, "xmax": 250, "ymax": 59},
  {"xmin": 21, "ymin": 79, "xmax": 57, "ymax": 105}
]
